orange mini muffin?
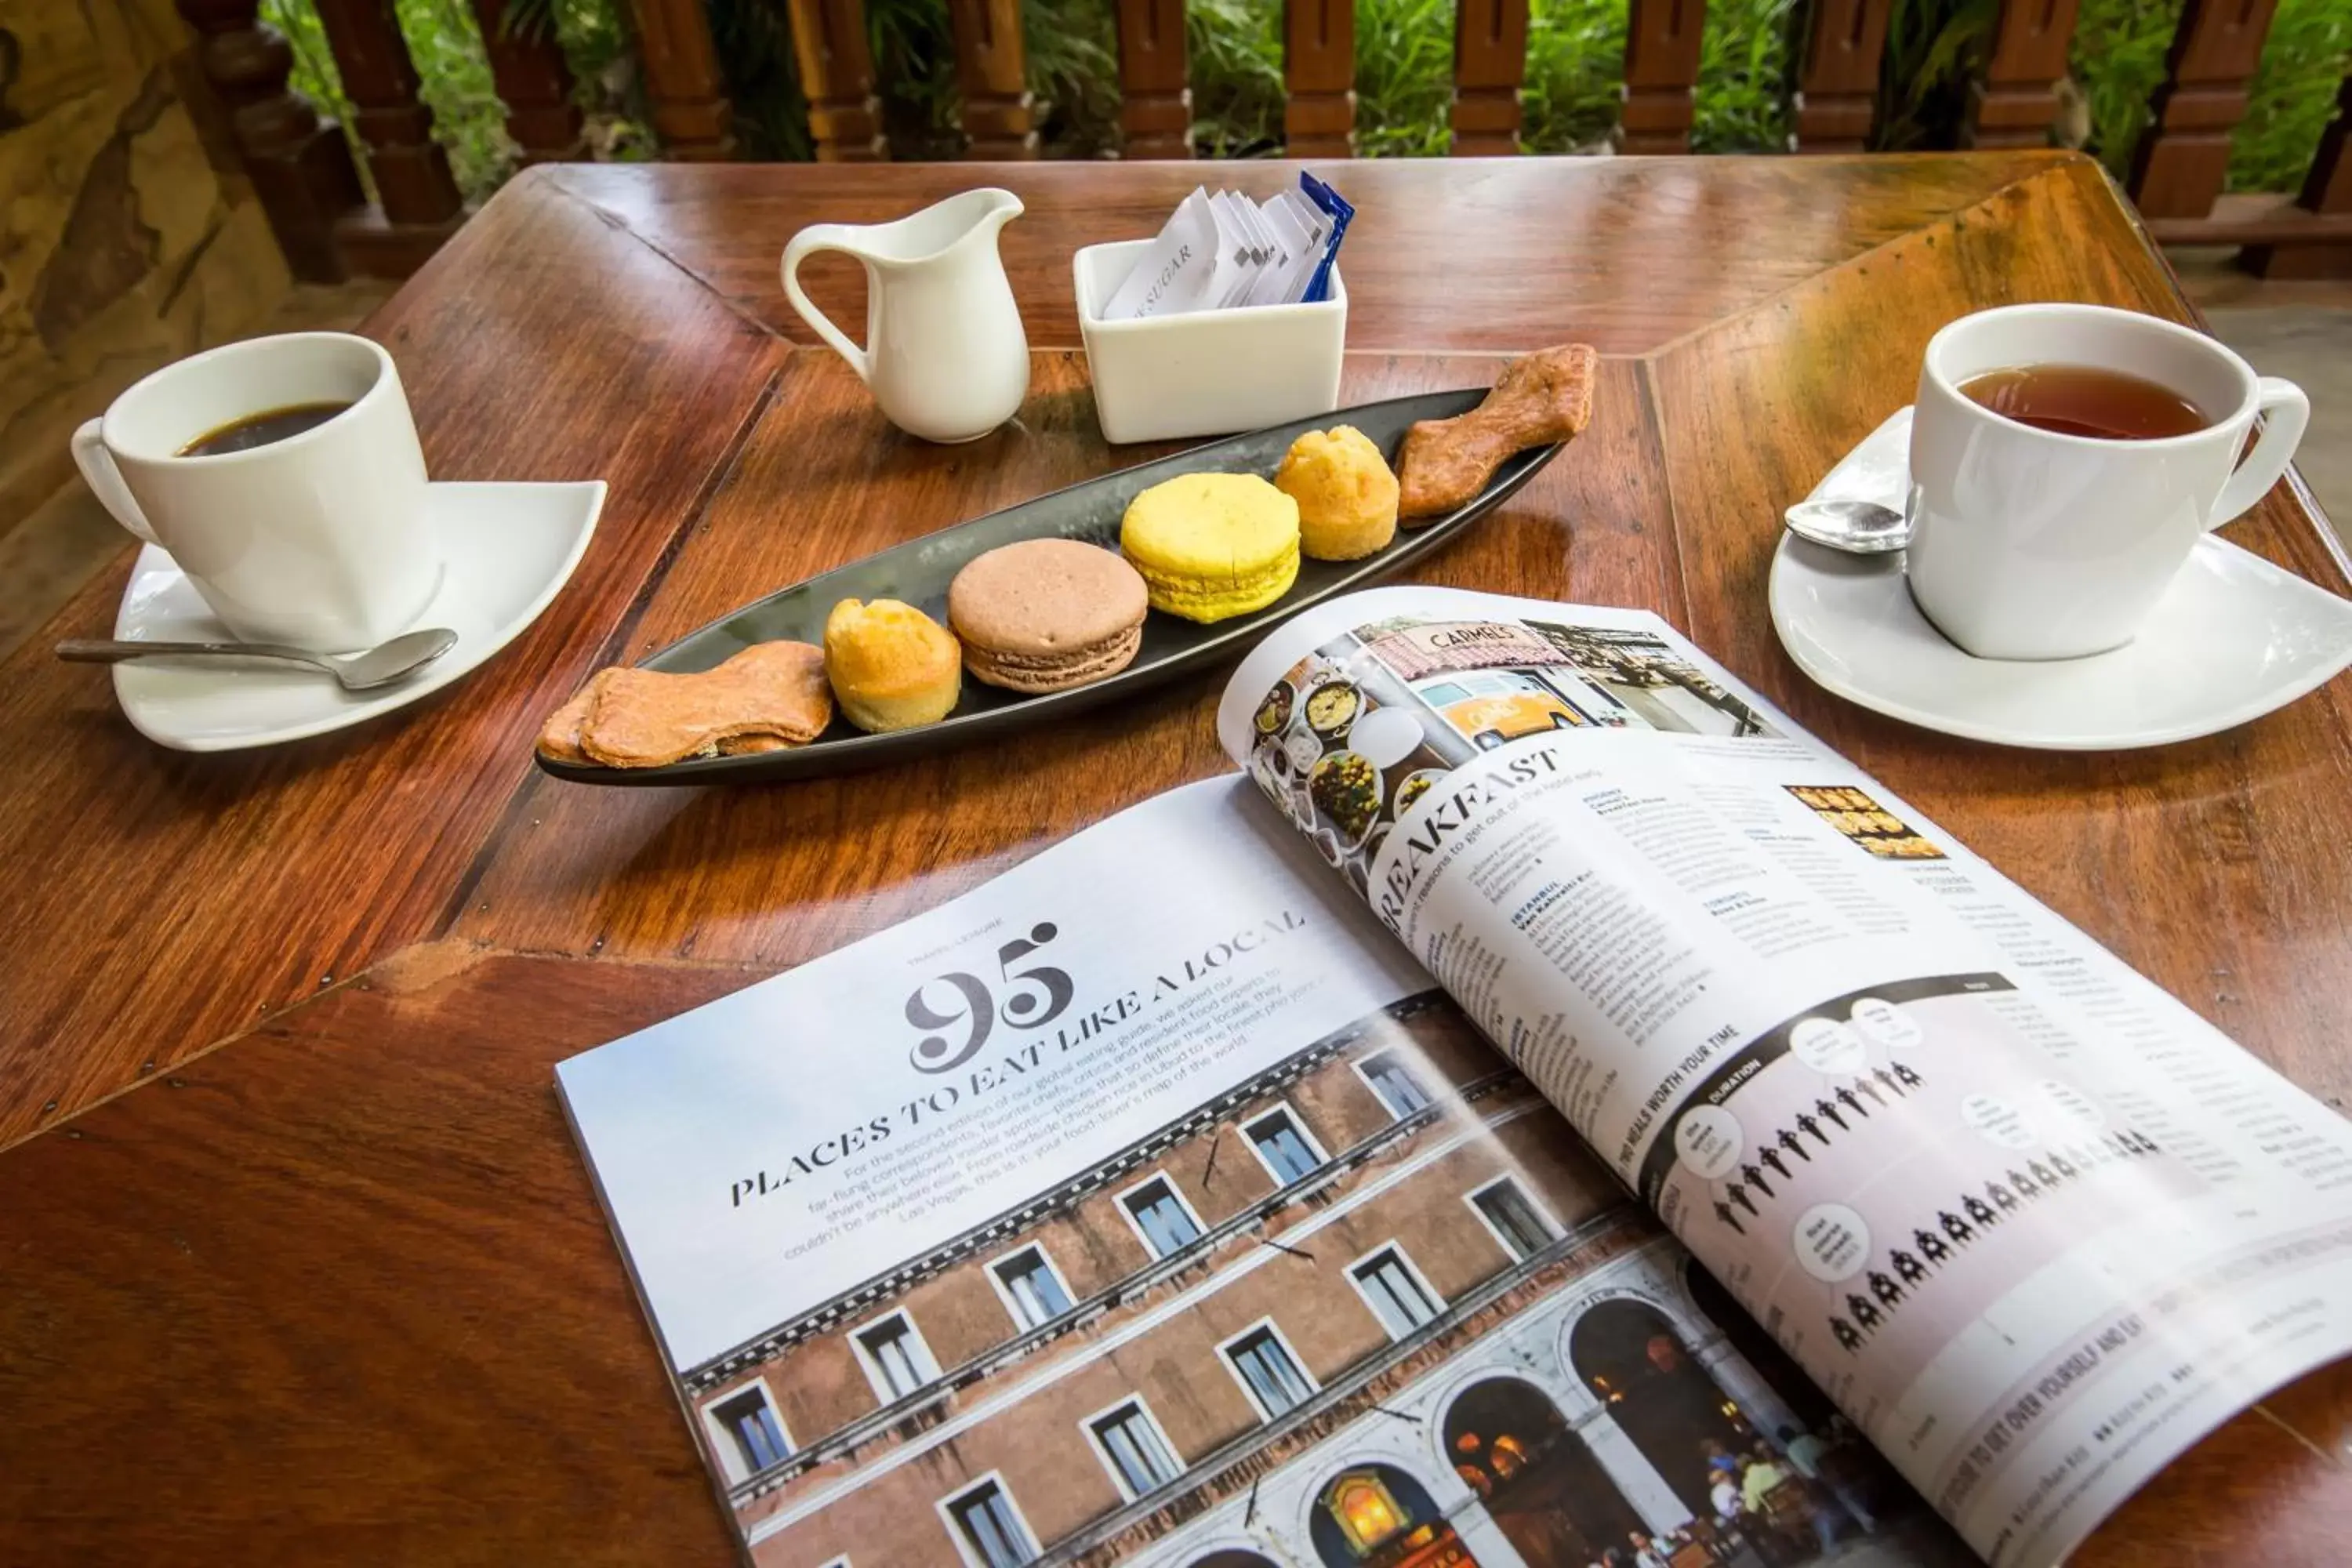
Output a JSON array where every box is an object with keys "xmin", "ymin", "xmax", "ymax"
[
  {"xmin": 823, "ymin": 597, "xmax": 962, "ymax": 732},
  {"xmin": 1276, "ymin": 425, "xmax": 1399, "ymax": 561}
]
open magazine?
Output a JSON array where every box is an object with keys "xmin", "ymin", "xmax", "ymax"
[{"xmin": 557, "ymin": 587, "xmax": 2352, "ymax": 1568}]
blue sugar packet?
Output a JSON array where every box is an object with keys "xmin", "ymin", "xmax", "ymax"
[{"xmin": 1298, "ymin": 172, "xmax": 1354, "ymax": 305}]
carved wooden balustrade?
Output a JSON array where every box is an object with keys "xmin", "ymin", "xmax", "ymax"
[{"xmin": 181, "ymin": 0, "xmax": 2351, "ymax": 282}]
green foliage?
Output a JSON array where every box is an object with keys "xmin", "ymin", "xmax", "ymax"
[
  {"xmin": 262, "ymin": 0, "xmax": 516, "ymax": 203},
  {"xmin": 1693, "ymin": 0, "xmax": 1796, "ymax": 151},
  {"xmin": 709, "ymin": 0, "xmax": 815, "ymax": 160},
  {"xmin": 1026, "ymin": 0, "xmax": 1126, "ymax": 155},
  {"xmin": 2067, "ymin": 0, "xmax": 2347, "ymax": 192},
  {"xmin": 1521, "ymin": 0, "xmax": 1627, "ymax": 154},
  {"xmin": 264, "ymin": 0, "xmax": 658, "ymax": 200},
  {"xmin": 864, "ymin": 0, "xmax": 960, "ymax": 154},
  {"xmin": 2068, "ymin": 0, "xmax": 2182, "ymax": 173},
  {"xmin": 1874, "ymin": 0, "xmax": 1995, "ymax": 152},
  {"xmin": 854, "ymin": 0, "xmax": 1123, "ymax": 158},
  {"xmin": 270, "ymin": 0, "xmax": 2345, "ymax": 201},
  {"xmin": 2230, "ymin": 0, "xmax": 2351, "ymax": 194},
  {"xmin": 1352, "ymin": 0, "xmax": 1454, "ymax": 157},
  {"xmin": 1188, "ymin": 0, "xmax": 1287, "ymax": 154}
]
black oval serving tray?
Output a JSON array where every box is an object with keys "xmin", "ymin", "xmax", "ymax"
[{"xmin": 537, "ymin": 387, "xmax": 1559, "ymax": 786}]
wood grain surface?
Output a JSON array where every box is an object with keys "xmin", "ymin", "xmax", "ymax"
[
  {"xmin": 0, "ymin": 170, "xmax": 783, "ymax": 1147},
  {"xmin": 546, "ymin": 152, "xmax": 2069, "ymax": 354},
  {"xmin": 3, "ymin": 152, "xmax": 2347, "ymax": 1563}
]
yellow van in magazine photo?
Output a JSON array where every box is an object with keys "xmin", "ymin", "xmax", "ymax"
[{"xmin": 1410, "ymin": 667, "xmax": 1617, "ymax": 750}]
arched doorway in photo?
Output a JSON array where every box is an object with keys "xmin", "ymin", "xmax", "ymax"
[
  {"xmin": 1682, "ymin": 1260, "xmax": 1838, "ymax": 1433},
  {"xmin": 1186, "ymin": 1553, "xmax": 1281, "ymax": 1568},
  {"xmin": 1308, "ymin": 1465, "xmax": 1477, "ymax": 1568},
  {"xmin": 1443, "ymin": 1377, "xmax": 1643, "ymax": 1566},
  {"xmin": 1570, "ymin": 1298, "xmax": 1755, "ymax": 1518}
]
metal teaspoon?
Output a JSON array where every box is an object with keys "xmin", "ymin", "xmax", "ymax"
[
  {"xmin": 56, "ymin": 626, "xmax": 461, "ymax": 691},
  {"xmin": 1783, "ymin": 499, "xmax": 1912, "ymax": 554}
]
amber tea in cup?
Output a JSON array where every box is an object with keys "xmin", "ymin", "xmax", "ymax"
[
  {"xmin": 1909, "ymin": 303, "xmax": 2310, "ymax": 660},
  {"xmin": 1958, "ymin": 365, "xmax": 2208, "ymax": 441},
  {"xmin": 176, "ymin": 401, "xmax": 352, "ymax": 458}
]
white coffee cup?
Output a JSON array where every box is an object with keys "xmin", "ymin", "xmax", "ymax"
[
  {"xmin": 1905, "ymin": 303, "xmax": 2309, "ymax": 661},
  {"xmin": 72, "ymin": 332, "xmax": 441, "ymax": 653}
]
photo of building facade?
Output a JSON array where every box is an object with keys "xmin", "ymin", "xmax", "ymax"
[{"xmin": 680, "ymin": 993, "xmax": 1940, "ymax": 1566}]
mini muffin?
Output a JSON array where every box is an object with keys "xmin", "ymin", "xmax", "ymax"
[
  {"xmin": 824, "ymin": 597, "xmax": 962, "ymax": 731},
  {"xmin": 948, "ymin": 538, "xmax": 1149, "ymax": 693},
  {"xmin": 1275, "ymin": 426, "xmax": 1399, "ymax": 561},
  {"xmin": 1120, "ymin": 472, "xmax": 1301, "ymax": 623}
]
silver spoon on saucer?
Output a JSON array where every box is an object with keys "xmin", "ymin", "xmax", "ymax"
[
  {"xmin": 1784, "ymin": 499, "xmax": 1911, "ymax": 554},
  {"xmin": 56, "ymin": 626, "xmax": 460, "ymax": 691}
]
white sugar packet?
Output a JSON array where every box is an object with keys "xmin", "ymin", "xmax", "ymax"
[
  {"xmin": 1207, "ymin": 191, "xmax": 1266, "ymax": 309},
  {"xmin": 1103, "ymin": 187, "xmax": 1222, "ymax": 321},
  {"xmin": 1245, "ymin": 194, "xmax": 1316, "ymax": 307},
  {"xmin": 1265, "ymin": 191, "xmax": 1331, "ymax": 305},
  {"xmin": 1103, "ymin": 184, "xmax": 1342, "ymax": 319}
]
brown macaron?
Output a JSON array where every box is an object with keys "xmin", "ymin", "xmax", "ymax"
[{"xmin": 948, "ymin": 538, "xmax": 1150, "ymax": 694}]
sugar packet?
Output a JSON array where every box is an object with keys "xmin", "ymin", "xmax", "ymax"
[
  {"xmin": 1296, "ymin": 172, "xmax": 1353, "ymax": 306},
  {"xmin": 1102, "ymin": 176, "xmax": 1352, "ymax": 321},
  {"xmin": 1101, "ymin": 187, "xmax": 1222, "ymax": 321}
]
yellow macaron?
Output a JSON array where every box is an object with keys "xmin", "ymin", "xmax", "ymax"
[{"xmin": 1119, "ymin": 472, "xmax": 1301, "ymax": 623}]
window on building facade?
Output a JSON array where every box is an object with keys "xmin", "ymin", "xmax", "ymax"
[
  {"xmin": 708, "ymin": 1384, "xmax": 790, "ymax": 1476},
  {"xmin": 1087, "ymin": 1399, "xmax": 1183, "ymax": 1498},
  {"xmin": 855, "ymin": 1312, "xmax": 936, "ymax": 1401},
  {"xmin": 1224, "ymin": 1323, "xmax": 1316, "ymax": 1419},
  {"xmin": 1243, "ymin": 1106, "xmax": 1323, "ymax": 1184},
  {"xmin": 991, "ymin": 1245, "xmax": 1073, "ymax": 1330},
  {"xmin": 1351, "ymin": 1247, "xmax": 1442, "ymax": 1339},
  {"xmin": 1121, "ymin": 1175, "xmax": 1203, "ymax": 1257},
  {"xmin": 1470, "ymin": 1176, "xmax": 1556, "ymax": 1260},
  {"xmin": 944, "ymin": 1477, "xmax": 1037, "ymax": 1568},
  {"xmin": 1358, "ymin": 1051, "xmax": 1433, "ymax": 1118}
]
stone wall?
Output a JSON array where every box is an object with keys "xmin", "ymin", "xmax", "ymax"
[{"xmin": 0, "ymin": 0, "xmax": 292, "ymax": 540}]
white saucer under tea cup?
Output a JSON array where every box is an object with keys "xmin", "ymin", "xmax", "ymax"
[
  {"xmin": 1769, "ymin": 409, "xmax": 2352, "ymax": 750},
  {"xmin": 107, "ymin": 480, "xmax": 603, "ymax": 752}
]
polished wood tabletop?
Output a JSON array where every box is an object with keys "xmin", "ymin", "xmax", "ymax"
[{"xmin": 2, "ymin": 152, "xmax": 2348, "ymax": 1564}]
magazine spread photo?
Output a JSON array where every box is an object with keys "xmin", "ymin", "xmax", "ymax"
[{"xmin": 557, "ymin": 587, "xmax": 2352, "ymax": 1568}]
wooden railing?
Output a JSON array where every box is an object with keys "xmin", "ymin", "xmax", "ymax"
[{"xmin": 184, "ymin": 0, "xmax": 2351, "ymax": 283}]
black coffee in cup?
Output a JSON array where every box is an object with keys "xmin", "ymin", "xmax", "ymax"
[
  {"xmin": 1958, "ymin": 365, "xmax": 2207, "ymax": 441},
  {"xmin": 176, "ymin": 401, "xmax": 352, "ymax": 458}
]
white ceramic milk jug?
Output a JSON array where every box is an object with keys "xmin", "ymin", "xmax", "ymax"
[{"xmin": 782, "ymin": 188, "xmax": 1031, "ymax": 444}]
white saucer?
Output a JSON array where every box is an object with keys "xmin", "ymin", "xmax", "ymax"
[
  {"xmin": 111, "ymin": 480, "xmax": 604, "ymax": 752},
  {"xmin": 1769, "ymin": 410, "xmax": 2352, "ymax": 750}
]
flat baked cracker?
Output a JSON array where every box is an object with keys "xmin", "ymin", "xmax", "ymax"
[{"xmin": 545, "ymin": 641, "xmax": 832, "ymax": 768}]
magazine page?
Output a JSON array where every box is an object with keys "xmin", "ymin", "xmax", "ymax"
[
  {"xmin": 559, "ymin": 778, "xmax": 1969, "ymax": 1568},
  {"xmin": 1217, "ymin": 585, "xmax": 2352, "ymax": 1567}
]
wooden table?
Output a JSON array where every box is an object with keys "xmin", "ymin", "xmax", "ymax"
[{"xmin": 2, "ymin": 153, "xmax": 2347, "ymax": 1563}]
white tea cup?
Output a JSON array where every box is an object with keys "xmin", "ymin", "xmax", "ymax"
[
  {"xmin": 72, "ymin": 332, "xmax": 442, "ymax": 653},
  {"xmin": 1905, "ymin": 303, "xmax": 2309, "ymax": 661}
]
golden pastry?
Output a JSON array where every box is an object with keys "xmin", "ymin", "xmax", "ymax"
[
  {"xmin": 824, "ymin": 597, "xmax": 962, "ymax": 732},
  {"xmin": 1275, "ymin": 425, "xmax": 1399, "ymax": 561}
]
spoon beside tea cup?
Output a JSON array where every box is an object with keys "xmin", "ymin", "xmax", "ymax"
[
  {"xmin": 57, "ymin": 626, "xmax": 460, "ymax": 691},
  {"xmin": 1784, "ymin": 498, "xmax": 1912, "ymax": 554}
]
